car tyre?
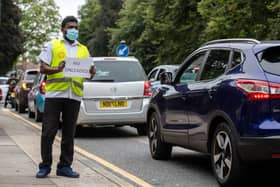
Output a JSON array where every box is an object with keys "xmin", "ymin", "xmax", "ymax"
[
  {"xmin": 211, "ymin": 122, "xmax": 244, "ymax": 187},
  {"xmin": 28, "ymin": 107, "xmax": 35, "ymax": 118},
  {"xmin": 18, "ymin": 103, "xmax": 25, "ymax": 113},
  {"xmin": 35, "ymin": 107, "xmax": 43, "ymax": 122},
  {"xmin": 148, "ymin": 112, "xmax": 172, "ymax": 160}
]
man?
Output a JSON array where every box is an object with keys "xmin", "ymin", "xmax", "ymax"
[{"xmin": 36, "ymin": 16, "xmax": 95, "ymax": 178}]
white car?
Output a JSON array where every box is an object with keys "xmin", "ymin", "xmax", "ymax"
[
  {"xmin": 147, "ymin": 64, "xmax": 179, "ymax": 90},
  {"xmin": 0, "ymin": 77, "xmax": 9, "ymax": 104},
  {"xmin": 77, "ymin": 57, "xmax": 151, "ymax": 135}
]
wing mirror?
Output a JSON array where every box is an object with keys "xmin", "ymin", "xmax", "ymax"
[{"xmin": 159, "ymin": 72, "xmax": 173, "ymax": 84}]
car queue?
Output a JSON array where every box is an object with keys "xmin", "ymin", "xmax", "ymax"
[{"xmin": 5, "ymin": 38, "xmax": 280, "ymax": 186}]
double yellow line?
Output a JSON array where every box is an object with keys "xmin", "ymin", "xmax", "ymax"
[{"xmin": 8, "ymin": 111, "xmax": 153, "ymax": 187}]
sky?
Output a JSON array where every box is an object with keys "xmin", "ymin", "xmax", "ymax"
[{"xmin": 54, "ymin": 0, "xmax": 86, "ymax": 19}]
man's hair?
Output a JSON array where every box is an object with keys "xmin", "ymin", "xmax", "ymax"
[{"xmin": 61, "ymin": 16, "xmax": 78, "ymax": 28}]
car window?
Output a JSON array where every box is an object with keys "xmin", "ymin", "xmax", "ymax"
[
  {"xmin": 231, "ymin": 51, "xmax": 243, "ymax": 68},
  {"xmin": 200, "ymin": 49, "xmax": 230, "ymax": 81},
  {"xmin": 157, "ymin": 69, "xmax": 166, "ymax": 80},
  {"xmin": 179, "ymin": 51, "xmax": 206, "ymax": 84},
  {"xmin": 148, "ymin": 69, "xmax": 158, "ymax": 80},
  {"xmin": 260, "ymin": 46, "xmax": 280, "ymax": 75},
  {"xmin": 0, "ymin": 78, "xmax": 8, "ymax": 84},
  {"xmin": 25, "ymin": 71, "xmax": 39, "ymax": 81},
  {"xmin": 91, "ymin": 61, "xmax": 146, "ymax": 82}
]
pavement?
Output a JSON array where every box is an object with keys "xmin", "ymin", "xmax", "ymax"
[{"xmin": 0, "ymin": 108, "xmax": 133, "ymax": 187}]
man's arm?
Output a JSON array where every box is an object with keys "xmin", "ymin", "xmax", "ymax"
[{"xmin": 40, "ymin": 60, "xmax": 65, "ymax": 75}]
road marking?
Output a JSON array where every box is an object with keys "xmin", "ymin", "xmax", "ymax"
[{"xmin": 7, "ymin": 110, "xmax": 153, "ymax": 187}]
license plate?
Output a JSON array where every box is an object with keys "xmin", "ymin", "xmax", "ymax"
[
  {"xmin": 99, "ymin": 100, "xmax": 127, "ymax": 108},
  {"xmin": 11, "ymin": 92, "xmax": 15, "ymax": 97}
]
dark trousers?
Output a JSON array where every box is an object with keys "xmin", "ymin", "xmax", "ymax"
[{"xmin": 39, "ymin": 98, "xmax": 80, "ymax": 169}]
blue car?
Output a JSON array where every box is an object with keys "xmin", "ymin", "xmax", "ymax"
[
  {"xmin": 147, "ymin": 39, "xmax": 280, "ymax": 186},
  {"xmin": 27, "ymin": 74, "xmax": 46, "ymax": 122}
]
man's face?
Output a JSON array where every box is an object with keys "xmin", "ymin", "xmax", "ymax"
[{"xmin": 62, "ymin": 21, "xmax": 78, "ymax": 37}]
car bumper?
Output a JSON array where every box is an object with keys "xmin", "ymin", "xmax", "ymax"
[
  {"xmin": 77, "ymin": 98, "xmax": 150, "ymax": 126},
  {"xmin": 238, "ymin": 136, "xmax": 280, "ymax": 161}
]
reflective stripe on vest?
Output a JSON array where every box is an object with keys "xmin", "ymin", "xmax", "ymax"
[{"xmin": 46, "ymin": 39, "xmax": 89, "ymax": 96}]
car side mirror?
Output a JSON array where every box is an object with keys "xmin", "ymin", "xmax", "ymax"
[{"xmin": 159, "ymin": 72, "xmax": 172, "ymax": 84}]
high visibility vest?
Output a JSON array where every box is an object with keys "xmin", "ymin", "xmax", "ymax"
[{"xmin": 45, "ymin": 39, "xmax": 89, "ymax": 97}]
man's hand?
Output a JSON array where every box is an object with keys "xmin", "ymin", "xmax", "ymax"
[
  {"xmin": 40, "ymin": 60, "xmax": 65, "ymax": 75},
  {"xmin": 57, "ymin": 61, "xmax": 65, "ymax": 72},
  {"xmin": 89, "ymin": 65, "xmax": 96, "ymax": 79}
]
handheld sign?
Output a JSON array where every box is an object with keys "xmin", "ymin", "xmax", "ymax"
[
  {"xmin": 116, "ymin": 44, "xmax": 129, "ymax": 57},
  {"xmin": 63, "ymin": 57, "xmax": 92, "ymax": 78}
]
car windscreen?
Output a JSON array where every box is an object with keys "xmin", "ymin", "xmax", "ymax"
[
  {"xmin": 25, "ymin": 71, "xmax": 38, "ymax": 80},
  {"xmin": 260, "ymin": 46, "xmax": 280, "ymax": 75},
  {"xmin": 0, "ymin": 78, "xmax": 8, "ymax": 84},
  {"xmin": 90, "ymin": 61, "xmax": 146, "ymax": 82}
]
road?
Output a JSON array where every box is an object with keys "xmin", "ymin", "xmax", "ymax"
[{"xmin": 3, "ymin": 105, "xmax": 280, "ymax": 187}]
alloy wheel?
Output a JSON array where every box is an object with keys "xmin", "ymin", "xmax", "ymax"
[
  {"xmin": 149, "ymin": 116, "xmax": 158, "ymax": 155},
  {"xmin": 213, "ymin": 131, "xmax": 232, "ymax": 181}
]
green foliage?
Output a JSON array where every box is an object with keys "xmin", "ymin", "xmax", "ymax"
[
  {"xmin": 16, "ymin": 0, "xmax": 60, "ymax": 62},
  {"xmin": 0, "ymin": 0, "xmax": 24, "ymax": 75},
  {"xmin": 79, "ymin": 0, "xmax": 123, "ymax": 56},
  {"xmin": 109, "ymin": 0, "xmax": 205, "ymax": 72}
]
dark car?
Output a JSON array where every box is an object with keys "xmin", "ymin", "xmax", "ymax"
[
  {"xmin": 15, "ymin": 69, "xmax": 39, "ymax": 113},
  {"xmin": 27, "ymin": 74, "xmax": 46, "ymax": 121},
  {"xmin": 147, "ymin": 39, "xmax": 280, "ymax": 186}
]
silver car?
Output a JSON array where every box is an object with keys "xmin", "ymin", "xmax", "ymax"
[{"xmin": 77, "ymin": 57, "xmax": 151, "ymax": 135}]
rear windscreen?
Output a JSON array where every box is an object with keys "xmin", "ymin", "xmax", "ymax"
[
  {"xmin": 260, "ymin": 46, "xmax": 280, "ymax": 75},
  {"xmin": 90, "ymin": 61, "xmax": 146, "ymax": 82},
  {"xmin": 0, "ymin": 78, "xmax": 7, "ymax": 84},
  {"xmin": 25, "ymin": 71, "xmax": 38, "ymax": 80}
]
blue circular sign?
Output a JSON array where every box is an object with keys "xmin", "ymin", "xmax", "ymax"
[{"xmin": 116, "ymin": 44, "xmax": 129, "ymax": 57}]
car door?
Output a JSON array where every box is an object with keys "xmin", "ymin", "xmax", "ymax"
[
  {"xmin": 185, "ymin": 49, "xmax": 231, "ymax": 151},
  {"xmin": 162, "ymin": 51, "xmax": 207, "ymax": 146}
]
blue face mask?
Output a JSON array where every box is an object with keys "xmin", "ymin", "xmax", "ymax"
[{"xmin": 65, "ymin": 28, "xmax": 79, "ymax": 41}]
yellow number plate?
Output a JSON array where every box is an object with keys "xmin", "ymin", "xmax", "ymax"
[
  {"xmin": 11, "ymin": 92, "xmax": 15, "ymax": 97},
  {"xmin": 99, "ymin": 100, "xmax": 128, "ymax": 108}
]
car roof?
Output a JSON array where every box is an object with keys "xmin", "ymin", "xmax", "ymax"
[
  {"xmin": 93, "ymin": 57, "xmax": 139, "ymax": 62},
  {"xmin": 198, "ymin": 38, "xmax": 280, "ymax": 53}
]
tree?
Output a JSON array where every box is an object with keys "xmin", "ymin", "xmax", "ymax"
[
  {"xmin": 16, "ymin": 0, "xmax": 60, "ymax": 62},
  {"xmin": 109, "ymin": 0, "xmax": 205, "ymax": 71},
  {"xmin": 0, "ymin": 0, "xmax": 24, "ymax": 75},
  {"xmin": 198, "ymin": 0, "xmax": 278, "ymax": 41},
  {"xmin": 79, "ymin": 0, "xmax": 123, "ymax": 56}
]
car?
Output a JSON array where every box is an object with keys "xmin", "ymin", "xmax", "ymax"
[
  {"xmin": 77, "ymin": 57, "xmax": 151, "ymax": 135},
  {"xmin": 15, "ymin": 69, "xmax": 39, "ymax": 113},
  {"xmin": 0, "ymin": 77, "xmax": 9, "ymax": 104},
  {"xmin": 147, "ymin": 65, "xmax": 179, "ymax": 90},
  {"xmin": 27, "ymin": 74, "xmax": 46, "ymax": 122},
  {"xmin": 146, "ymin": 38, "xmax": 280, "ymax": 186}
]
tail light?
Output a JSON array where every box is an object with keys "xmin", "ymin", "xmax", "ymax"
[
  {"xmin": 144, "ymin": 81, "xmax": 152, "ymax": 97},
  {"xmin": 22, "ymin": 82, "xmax": 27, "ymax": 89},
  {"xmin": 236, "ymin": 79, "xmax": 280, "ymax": 100},
  {"xmin": 39, "ymin": 80, "xmax": 46, "ymax": 94}
]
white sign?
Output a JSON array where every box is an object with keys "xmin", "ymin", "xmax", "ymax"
[{"xmin": 63, "ymin": 57, "xmax": 92, "ymax": 78}]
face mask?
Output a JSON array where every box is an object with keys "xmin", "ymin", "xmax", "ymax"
[{"xmin": 65, "ymin": 28, "xmax": 79, "ymax": 41}]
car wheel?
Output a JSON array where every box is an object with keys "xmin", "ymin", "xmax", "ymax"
[
  {"xmin": 35, "ymin": 108, "xmax": 43, "ymax": 122},
  {"xmin": 15, "ymin": 103, "xmax": 18, "ymax": 111},
  {"xmin": 211, "ymin": 122, "xmax": 243, "ymax": 187},
  {"xmin": 148, "ymin": 112, "xmax": 172, "ymax": 160},
  {"xmin": 136, "ymin": 124, "xmax": 148, "ymax": 136},
  {"xmin": 28, "ymin": 107, "xmax": 35, "ymax": 118},
  {"xmin": 18, "ymin": 103, "xmax": 25, "ymax": 113}
]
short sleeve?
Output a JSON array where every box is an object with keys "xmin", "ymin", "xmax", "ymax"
[{"xmin": 39, "ymin": 42, "xmax": 52, "ymax": 65}]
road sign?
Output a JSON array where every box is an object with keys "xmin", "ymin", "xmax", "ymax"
[{"xmin": 116, "ymin": 44, "xmax": 129, "ymax": 57}]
